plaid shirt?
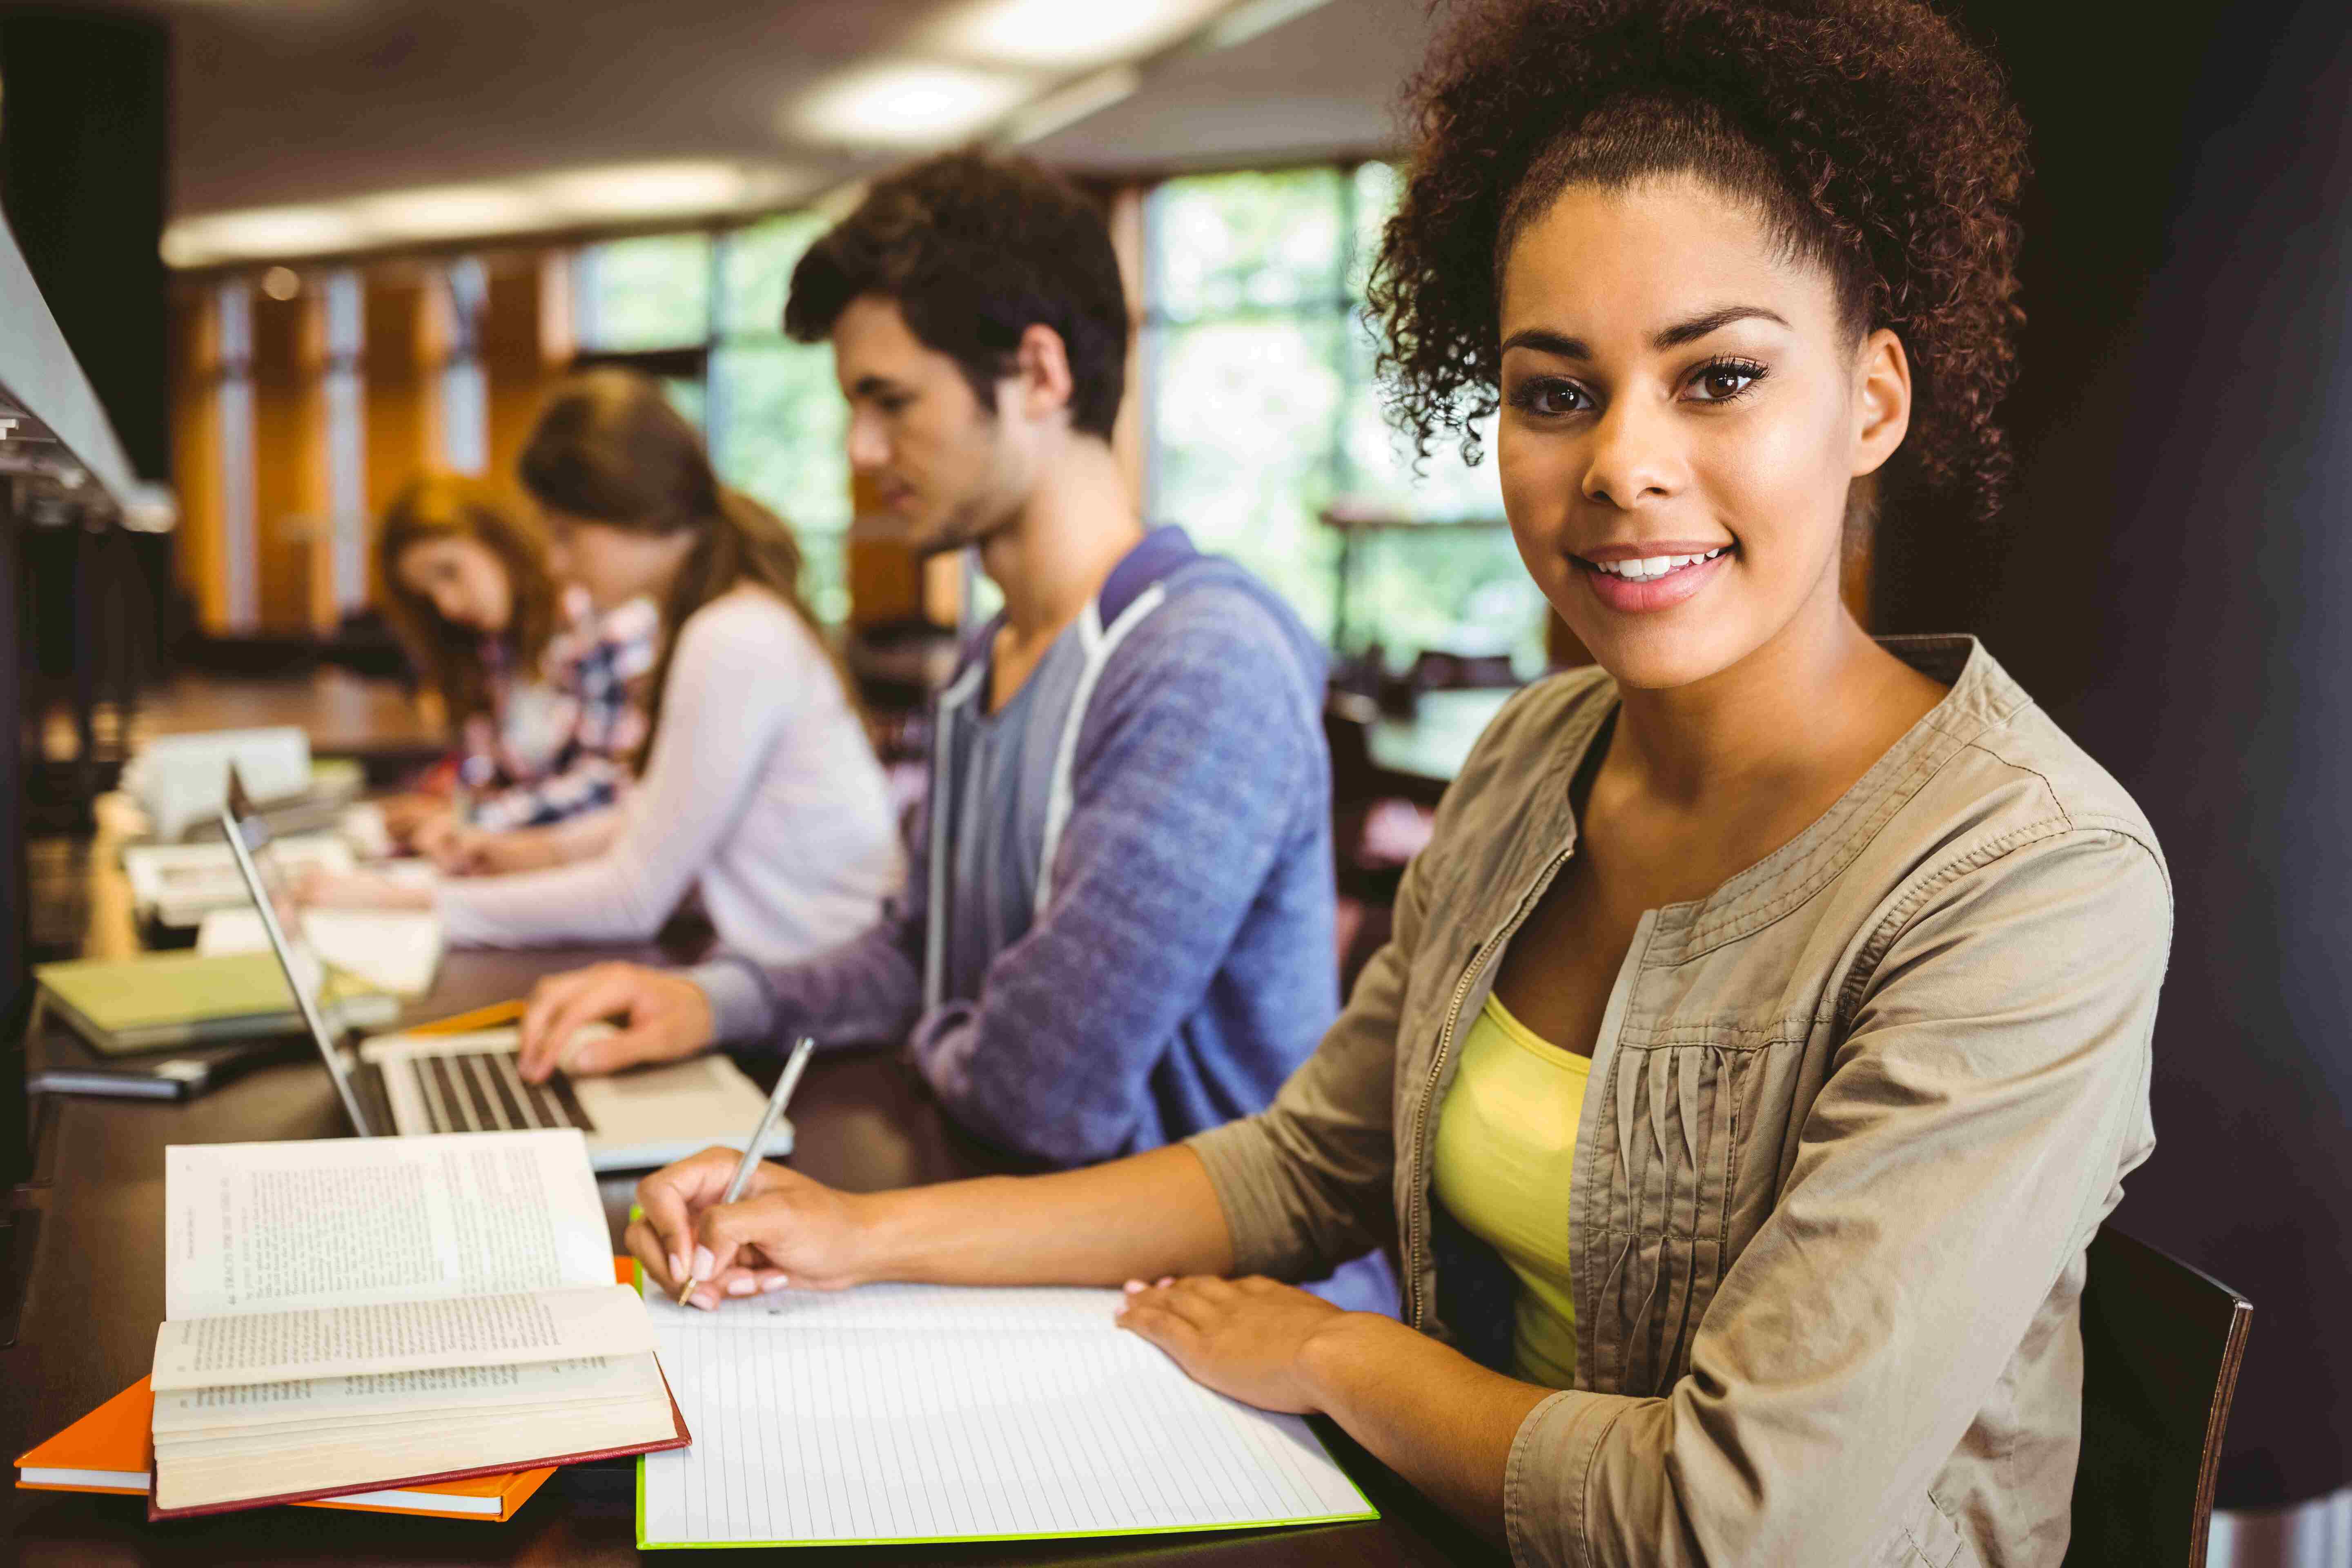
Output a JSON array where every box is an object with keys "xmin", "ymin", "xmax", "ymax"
[{"xmin": 459, "ymin": 589, "xmax": 659, "ymax": 831}]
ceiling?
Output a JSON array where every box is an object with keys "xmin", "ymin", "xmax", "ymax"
[{"xmin": 134, "ymin": 0, "xmax": 1433, "ymax": 248}]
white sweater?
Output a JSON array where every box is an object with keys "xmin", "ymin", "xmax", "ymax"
[{"xmin": 436, "ymin": 586, "xmax": 902, "ymax": 964}]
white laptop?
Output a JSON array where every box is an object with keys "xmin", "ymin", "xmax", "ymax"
[{"xmin": 216, "ymin": 768, "xmax": 792, "ymax": 1173}]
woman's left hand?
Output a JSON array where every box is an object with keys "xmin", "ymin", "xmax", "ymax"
[{"xmin": 1114, "ymin": 1274, "xmax": 1350, "ymax": 1415}]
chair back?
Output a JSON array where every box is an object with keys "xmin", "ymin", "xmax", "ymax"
[
  {"xmin": 1324, "ymin": 688, "xmax": 1379, "ymax": 802},
  {"xmin": 2065, "ymin": 1224, "xmax": 2253, "ymax": 1568}
]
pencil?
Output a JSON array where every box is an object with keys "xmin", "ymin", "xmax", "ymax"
[
  {"xmin": 677, "ymin": 1036, "xmax": 816, "ymax": 1307},
  {"xmin": 407, "ymin": 998, "xmax": 529, "ymax": 1036}
]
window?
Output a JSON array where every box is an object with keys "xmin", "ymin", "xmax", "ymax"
[
  {"xmin": 709, "ymin": 215, "xmax": 849, "ymax": 621},
  {"xmin": 321, "ymin": 269, "xmax": 368, "ymax": 613},
  {"xmin": 439, "ymin": 257, "xmax": 490, "ymax": 475},
  {"xmin": 570, "ymin": 219, "xmax": 850, "ymax": 622},
  {"xmin": 1143, "ymin": 164, "xmax": 1546, "ymax": 670}
]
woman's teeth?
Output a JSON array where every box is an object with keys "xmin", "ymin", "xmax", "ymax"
[{"xmin": 1588, "ymin": 546, "xmax": 1728, "ymax": 582}]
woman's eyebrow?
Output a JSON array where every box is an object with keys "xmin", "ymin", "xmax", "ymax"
[
  {"xmin": 1500, "ymin": 306, "xmax": 1792, "ymax": 361},
  {"xmin": 1499, "ymin": 327, "xmax": 1590, "ymax": 360},
  {"xmin": 1651, "ymin": 305, "xmax": 1790, "ymax": 349}
]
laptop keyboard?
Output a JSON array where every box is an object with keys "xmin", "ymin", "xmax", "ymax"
[{"xmin": 412, "ymin": 1047, "xmax": 595, "ymax": 1134}]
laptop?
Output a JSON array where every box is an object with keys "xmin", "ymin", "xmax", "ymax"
[{"xmin": 217, "ymin": 768, "xmax": 793, "ymax": 1172}]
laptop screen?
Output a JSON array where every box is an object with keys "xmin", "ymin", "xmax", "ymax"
[{"xmin": 216, "ymin": 767, "xmax": 379, "ymax": 1136}]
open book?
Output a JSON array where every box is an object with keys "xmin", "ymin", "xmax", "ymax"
[
  {"xmin": 122, "ymin": 833, "xmax": 354, "ymax": 928},
  {"xmin": 151, "ymin": 1129, "xmax": 686, "ymax": 1517}
]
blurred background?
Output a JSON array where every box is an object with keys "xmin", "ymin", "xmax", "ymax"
[{"xmin": 3, "ymin": 0, "xmax": 2349, "ymax": 1557}]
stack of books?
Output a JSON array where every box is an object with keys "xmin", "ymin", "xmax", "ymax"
[{"xmin": 18, "ymin": 1129, "xmax": 687, "ymax": 1521}]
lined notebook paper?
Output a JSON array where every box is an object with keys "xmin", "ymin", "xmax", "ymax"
[{"xmin": 637, "ymin": 1283, "xmax": 1376, "ymax": 1548}]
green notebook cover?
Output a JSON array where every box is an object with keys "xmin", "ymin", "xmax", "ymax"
[{"xmin": 33, "ymin": 950, "xmax": 387, "ymax": 1056}]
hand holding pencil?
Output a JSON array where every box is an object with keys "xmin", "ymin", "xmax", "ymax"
[
  {"xmin": 627, "ymin": 1039, "xmax": 881, "ymax": 1307},
  {"xmin": 672, "ymin": 1037, "xmax": 813, "ymax": 1305}
]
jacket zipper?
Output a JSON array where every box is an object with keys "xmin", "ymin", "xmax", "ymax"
[{"xmin": 1403, "ymin": 838, "xmax": 1581, "ymax": 1331}]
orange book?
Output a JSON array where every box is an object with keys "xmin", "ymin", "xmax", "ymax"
[{"xmin": 16, "ymin": 1255, "xmax": 642, "ymax": 1523}]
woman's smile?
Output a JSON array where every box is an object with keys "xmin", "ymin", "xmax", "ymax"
[{"xmin": 1572, "ymin": 541, "xmax": 1735, "ymax": 613}]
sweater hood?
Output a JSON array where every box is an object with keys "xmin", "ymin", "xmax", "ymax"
[{"xmin": 952, "ymin": 524, "xmax": 1326, "ymax": 692}]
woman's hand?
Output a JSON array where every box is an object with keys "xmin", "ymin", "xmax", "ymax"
[
  {"xmin": 377, "ymin": 792, "xmax": 450, "ymax": 847},
  {"xmin": 411, "ymin": 816, "xmax": 553, "ymax": 876},
  {"xmin": 409, "ymin": 810, "xmax": 468, "ymax": 869},
  {"xmin": 628, "ymin": 1147, "xmax": 880, "ymax": 1307},
  {"xmin": 449, "ymin": 827, "xmax": 578, "ymax": 876},
  {"xmin": 1114, "ymin": 1274, "xmax": 1358, "ymax": 1415},
  {"xmin": 292, "ymin": 868, "xmax": 435, "ymax": 912}
]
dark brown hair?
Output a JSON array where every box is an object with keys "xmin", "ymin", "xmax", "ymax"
[
  {"xmin": 1368, "ymin": 0, "xmax": 2031, "ymax": 523},
  {"xmin": 374, "ymin": 472, "xmax": 559, "ymax": 732},
  {"xmin": 784, "ymin": 149, "xmax": 1131, "ymax": 439},
  {"xmin": 516, "ymin": 369, "xmax": 842, "ymax": 751}
]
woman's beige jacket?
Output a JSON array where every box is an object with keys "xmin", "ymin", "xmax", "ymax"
[{"xmin": 1188, "ymin": 636, "xmax": 2169, "ymax": 1566}]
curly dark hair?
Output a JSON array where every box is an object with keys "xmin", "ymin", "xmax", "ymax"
[
  {"xmin": 786, "ymin": 150, "xmax": 1130, "ymax": 440},
  {"xmin": 1368, "ymin": 0, "xmax": 2029, "ymax": 523}
]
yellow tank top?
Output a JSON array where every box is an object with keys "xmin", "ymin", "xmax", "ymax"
[{"xmin": 1430, "ymin": 991, "xmax": 1590, "ymax": 1388}]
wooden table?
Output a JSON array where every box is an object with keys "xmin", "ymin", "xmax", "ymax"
[{"xmin": 2, "ymin": 944, "xmax": 1497, "ymax": 1565}]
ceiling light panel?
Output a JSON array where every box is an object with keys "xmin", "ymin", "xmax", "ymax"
[
  {"xmin": 532, "ymin": 160, "xmax": 760, "ymax": 220},
  {"xmin": 162, "ymin": 205, "xmax": 364, "ymax": 268},
  {"xmin": 925, "ymin": 0, "xmax": 1229, "ymax": 69},
  {"xmin": 1002, "ymin": 65, "xmax": 1142, "ymax": 144},
  {"xmin": 785, "ymin": 62, "xmax": 1033, "ymax": 148},
  {"xmin": 347, "ymin": 183, "xmax": 551, "ymax": 241},
  {"xmin": 1199, "ymin": 0, "xmax": 1336, "ymax": 51},
  {"xmin": 160, "ymin": 160, "xmax": 816, "ymax": 267}
]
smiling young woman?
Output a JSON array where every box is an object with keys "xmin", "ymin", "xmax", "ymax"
[{"xmin": 619, "ymin": 3, "xmax": 2172, "ymax": 1562}]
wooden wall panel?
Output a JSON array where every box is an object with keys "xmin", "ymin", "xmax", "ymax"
[
  {"xmin": 483, "ymin": 251, "xmax": 561, "ymax": 503},
  {"xmin": 247, "ymin": 290, "xmax": 328, "ymax": 633},
  {"xmin": 167, "ymin": 287, "xmax": 230, "ymax": 633},
  {"xmin": 845, "ymin": 471, "xmax": 924, "ymax": 627},
  {"xmin": 361, "ymin": 272, "xmax": 438, "ymax": 609}
]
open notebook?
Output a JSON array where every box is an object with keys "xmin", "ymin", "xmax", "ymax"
[{"xmin": 637, "ymin": 1278, "xmax": 1376, "ymax": 1549}]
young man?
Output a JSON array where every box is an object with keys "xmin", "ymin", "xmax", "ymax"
[{"xmin": 518, "ymin": 152, "xmax": 1344, "ymax": 1179}]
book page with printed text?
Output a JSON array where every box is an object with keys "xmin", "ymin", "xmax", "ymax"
[{"xmin": 163, "ymin": 1129, "xmax": 610, "ymax": 1321}]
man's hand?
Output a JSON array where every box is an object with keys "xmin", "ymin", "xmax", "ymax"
[
  {"xmin": 628, "ymin": 1147, "xmax": 878, "ymax": 1308},
  {"xmin": 1114, "ymin": 1274, "xmax": 1354, "ymax": 1414},
  {"xmin": 518, "ymin": 962, "xmax": 713, "ymax": 1083}
]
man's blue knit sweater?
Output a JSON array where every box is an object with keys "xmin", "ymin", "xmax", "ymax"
[{"xmin": 689, "ymin": 525, "xmax": 1339, "ymax": 1165}]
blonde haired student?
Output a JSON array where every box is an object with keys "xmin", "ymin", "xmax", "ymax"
[{"xmin": 372, "ymin": 472, "xmax": 657, "ymax": 871}]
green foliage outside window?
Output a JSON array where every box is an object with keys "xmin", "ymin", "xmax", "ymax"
[
  {"xmin": 565, "ymin": 163, "xmax": 1551, "ymax": 663},
  {"xmin": 571, "ymin": 217, "xmax": 849, "ymax": 624},
  {"xmin": 572, "ymin": 234, "xmax": 711, "ymax": 353},
  {"xmin": 1146, "ymin": 164, "xmax": 1545, "ymax": 671}
]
